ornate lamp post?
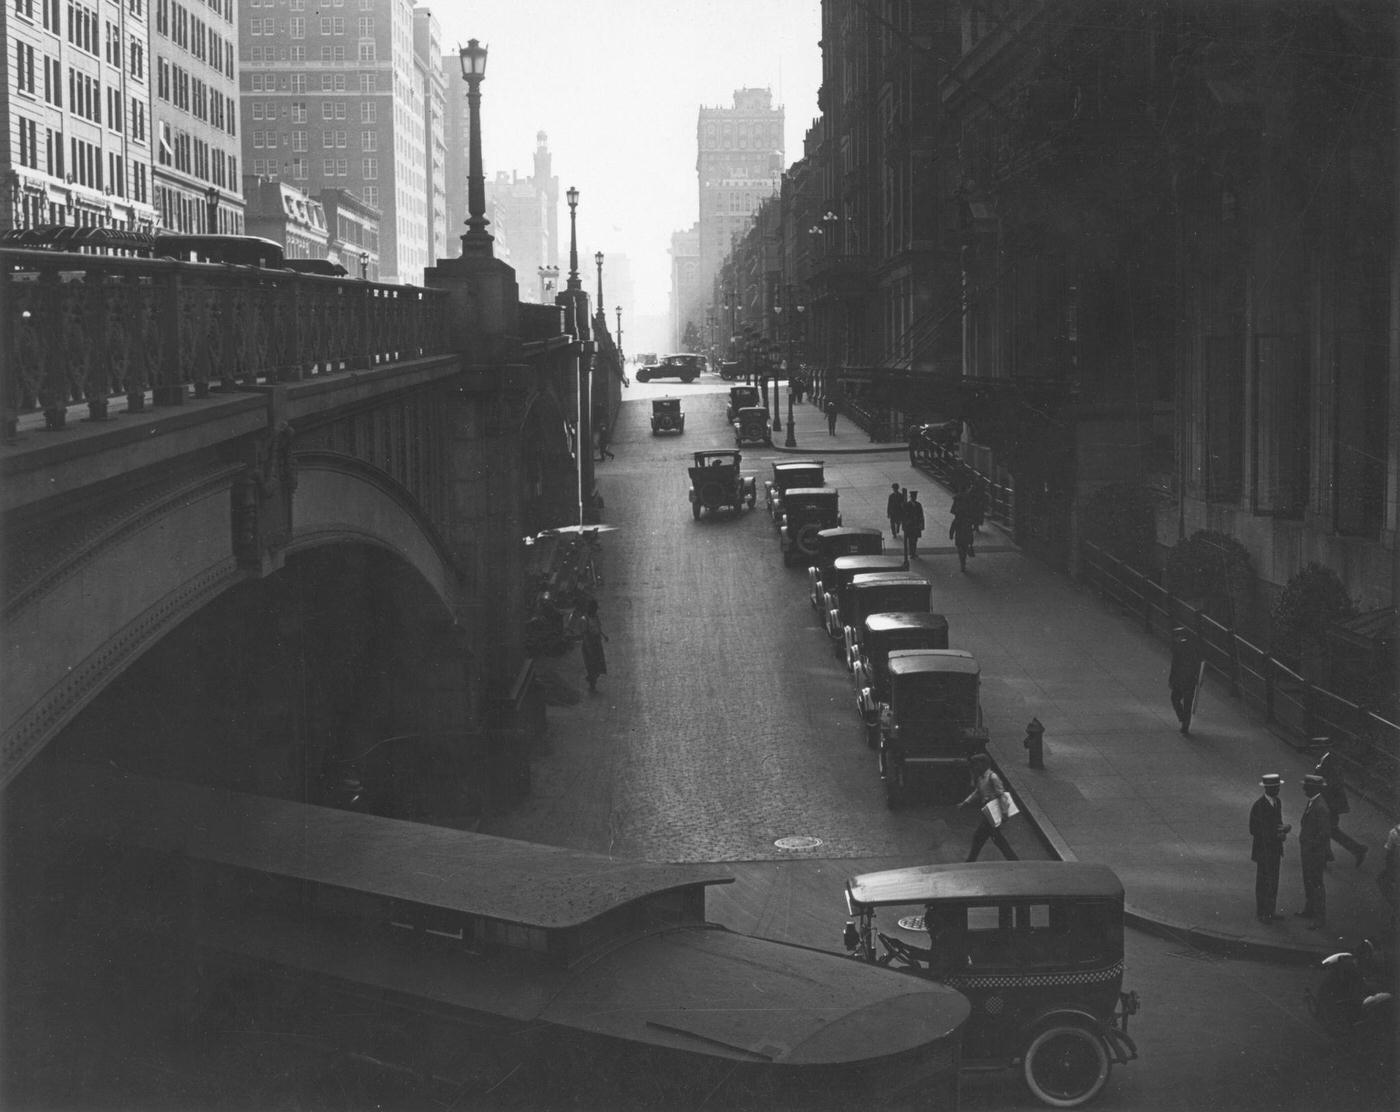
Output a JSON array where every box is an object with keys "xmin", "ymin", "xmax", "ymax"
[
  {"xmin": 565, "ymin": 186, "xmax": 581, "ymax": 290},
  {"xmin": 785, "ymin": 299, "xmax": 804, "ymax": 447},
  {"xmin": 204, "ymin": 186, "xmax": 220, "ymax": 233},
  {"xmin": 457, "ymin": 39, "xmax": 492, "ymax": 255},
  {"xmin": 358, "ymin": 250, "xmax": 369, "ymax": 280},
  {"xmin": 594, "ymin": 250, "xmax": 605, "ymax": 309},
  {"xmin": 614, "ymin": 304, "xmax": 623, "ymax": 360}
]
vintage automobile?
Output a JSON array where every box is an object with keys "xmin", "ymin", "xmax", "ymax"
[
  {"xmin": 822, "ymin": 553, "xmax": 912, "ymax": 638},
  {"xmin": 719, "ymin": 360, "xmax": 742, "ymax": 381},
  {"xmin": 26, "ymin": 763, "xmax": 975, "ymax": 1112},
  {"xmin": 734, "ymin": 405, "xmax": 773, "ymax": 447},
  {"xmin": 841, "ymin": 572, "xmax": 934, "ymax": 670},
  {"xmin": 687, "ymin": 449, "xmax": 757, "ymax": 518},
  {"xmin": 842, "ymin": 861, "xmax": 1140, "ymax": 1108},
  {"xmin": 765, "ymin": 459, "xmax": 826, "ymax": 518},
  {"xmin": 908, "ymin": 417, "xmax": 962, "ymax": 466},
  {"xmin": 778, "ymin": 487, "xmax": 841, "ymax": 566},
  {"xmin": 726, "ymin": 384, "xmax": 761, "ymax": 422},
  {"xmin": 853, "ymin": 613, "xmax": 951, "ymax": 745},
  {"xmin": 636, "ymin": 353, "xmax": 705, "ymax": 383},
  {"xmin": 807, "ymin": 526, "xmax": 884, "ymax": 608},
  {"xmin": 877, "ymin": 649, "xmax": 989, "ymax": 804},
  {"xmin": 651, "ymin": 396, "xmax": 685, "ymax": 435}
]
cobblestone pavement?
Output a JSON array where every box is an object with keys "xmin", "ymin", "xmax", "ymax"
[{"xmin": 485, "ymin": 379, "xmax": 1046, "ymax": 865}]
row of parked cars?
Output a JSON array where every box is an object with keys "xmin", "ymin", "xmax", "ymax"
[{"xmin": 765, "ymin": 455, "xmax": 1142, "ymax": 1108}]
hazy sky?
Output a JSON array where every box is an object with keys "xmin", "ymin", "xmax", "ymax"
[{"xmin": 433, "ymin": 1, "xmax": 823, "ymax": 328}]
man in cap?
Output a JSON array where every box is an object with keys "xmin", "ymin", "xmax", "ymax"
[
  {"xmin": 1311, "ymin": 742, "xmax": 1368, "ymax": 868},
  {"xmin": 1168, "ymin": 627, "xmax": 1203, "ymax": 735},
  {"xmin": 1296, "ymin": 772, "xmax": 1332, "ymax": 928},
  {"xmin": 1249, "ymin": 773, "xmax": 1290, "ymax": 922}
]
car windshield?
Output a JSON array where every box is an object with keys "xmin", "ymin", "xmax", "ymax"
[{"xmin": 655, "ymin": 399, "xmax": 679, "ymax": 411}]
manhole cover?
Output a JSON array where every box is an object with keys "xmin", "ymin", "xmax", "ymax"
[
  {"xmin": 897, "ymin": 915, "xmax": 926, "ymax": 933},
  {"xmin": 773, "ymin": 836, "xmax": 823, "ymax": 851}
]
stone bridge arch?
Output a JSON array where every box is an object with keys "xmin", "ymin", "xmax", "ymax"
[{"xmin": 1, "ymin": 451, "xmax": 462, "ymax": 790}]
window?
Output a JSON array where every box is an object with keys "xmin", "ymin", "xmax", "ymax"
[
  {"xmin": 321, "ymin": 129, "xmax": 333, "ymax": 147},
  {"xmin": 361, "ymin": 130, "xmax": 375, "ymax": 151},
  {"xmin": 289, "ymin": 46, "xmax": 305, "ymax": 62},
  {"xmin": 356, "ymin": 16, "xmax": 371, "ymax": 35},
  {"xmin": 322, "ymin": 102, "xmax": 334, "ymax": 119},
  {"xmin": 359, "ymin": 73, "xmax": 375, "ymax": 93},
  {"xmin": 362, "ymin": 157, "xmax": 376, "ymax": 179},
  {"xmin": 357, "ymin": 42, "xmax": 375, "ymax": 62},
  {"xmin": 291, "ymin": 157, "xmax": 307, "ymax": 180},
  {"xmin": 291, "ymin": 101, "xmax": 307, "ymax": 123},
  {"xmin": 291, "ymin": 131, "xmax": 306, "ymax": 152},
  {"xmin": 290, "ymin": 17, "xmax": 304, "ymax": 38},
  {"xmin": 16, "ymin": 116, "xmax": 38, "ymax": 170},
  {"xmin": 335, "ymin": 158, "xmax": 347, "ymax": 176},
  {"xmin": 290, "ymin": 74, "xmax": 307, "ymax": 93},
  {"xmin": 323, "ymin": 158, "xmax": 336, "ymax": 176},
  {"xmin": 15, "ymin": 41, "xmax": 36, "ymax": 95},
  {"xmin": 360, "ymin": 100, "xmax": 375, "ymax": 123},
  {"xmin": 362, "ymin": 185, "xmax": 378, "ymax": 208},
  {"xmin": 333, "ymin": 73, "xmax": 346, "ymax": 91},
  {"xmin": 44, "ymin": 55, "xmax": 62, "ymax": 105},
  {"xmin": 334, "ymin": 102, "xmax": 345, "ymax": 119}
]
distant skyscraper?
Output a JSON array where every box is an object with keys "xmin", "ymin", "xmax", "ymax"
[
  {"xmin": 696, "ymin": 88, "xmax": 783, "ymax": 305},
  {"xmin": 479, "ymin": 132, "xmax": 558, "ymax": 292},
  {"xmin": 441, "ymin": 52, "xmax": 467, "ymax": 253},
  {"xmin": 239, "ymin": 0, "xmax": 441, "ymax": 284},
  {"xmin": 670, "ymin": 223, "xmax": 700, "ymax": 351},
  {"xmin": 413, "ymin": 9, "xmax": 445, "ymax": 266}
]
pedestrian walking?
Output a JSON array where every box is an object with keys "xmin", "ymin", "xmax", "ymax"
[
  {"xmin": 958, "ymin": 753, "xmax": 1019, "ymax": 862},
  {"xmin": 1295, "ymin": 772, "xmax": 1331, "ymax": 928},
  {"xmin": 1312, "ymin": 745, "xmax": 1368, "ymax": 867},
  {"xmin": 1168, "ymin": 627, "xmax": 1203, "ymax": 735},
  {"xmin": 1249, "ymin": 773, "xmax": 1290, "ymax": 922},
  {"xmin": 825, "ymin": 399, "xmax": 839, "ymax": 435},
  {"xmin": 949, "ymin": 514, "xmax": 976, "ymax": 572},
  {"xmin": 902, "ymin": 490, "xmax": 925, "ymax": 561},
  {"xmin": 886, "ymin": 483, "xmax": 906, "ymax": 539},
  {"xmin": 579, "ymin": 597, "xmax": 609, "ymax": 694},
  {"xmin": 596, "ymin": 421, "xmax": 615, "ymax": 461}
]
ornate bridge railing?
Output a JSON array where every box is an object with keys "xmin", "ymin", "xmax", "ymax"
[{"xmin": 1, "ymin": 249, "xmax": 451, "ymax": 437}]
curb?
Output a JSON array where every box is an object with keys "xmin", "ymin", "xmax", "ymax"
[
  {"xmin": 1003, "ymin": 755, "xmax": 1331, "ymax": 967},
  {"xmin": 771, "ymin": 441, "xmax": 909, "ymax": 455}
]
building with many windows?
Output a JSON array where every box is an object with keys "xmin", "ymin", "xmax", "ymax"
[
  {"xmin": 3, "ymin": 0, "xmax": 160, "ymax": 231},
  {"xmin": 694, "ymin": 88, "xmax": 784, "ymax": 330},
  {"xmin": 412, "ymin": 7, "xmax": 444, "ymax": 267},
  {"xmin": 239, "ymin": 0, "xmax": 443, "ymax": 285},
  {"xmin": 241, "ymin": 172, "xmax": 326, "ymax": 258},
  {"xmin": 151, "ymin": 0, "xmax": 244, "ymax": 233},
  {"xmin": 478, "ymin": 131, "xmax": 558, "ymax": 287}
]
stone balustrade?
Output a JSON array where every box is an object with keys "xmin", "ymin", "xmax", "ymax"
[{"xmin": 1, "ymin": 248, "xmax": 451, "ymax": 437}]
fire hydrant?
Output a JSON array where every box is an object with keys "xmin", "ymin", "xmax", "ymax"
[{"xmin": 1023, "ymin": 716, "xmax": 1045, "ymax": 769}]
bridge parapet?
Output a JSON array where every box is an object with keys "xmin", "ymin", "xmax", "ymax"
[{"xmin": 1, "ymin": 248, "xmax": 450, "ymax": 438}]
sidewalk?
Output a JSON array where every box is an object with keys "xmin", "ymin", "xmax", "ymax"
[{"xmin": 786, "ymin": 395, "xmax": 1397, "ymax": 964}]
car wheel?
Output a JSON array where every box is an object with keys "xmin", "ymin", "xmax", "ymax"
[
  {"xmin": 1022, "ymin": 1025, "xmax": 1111, "ymax": 1108},
  {"xmin": 795, "ymin": 522, "xmax": 823, "ymax": 556},
  {"xmin": 864, "ymin": 721, "xmax": 880, "ymax": 749},
  {"xmin": 691, "ymin": 499, "xmax": 700, "ymax": 520}
]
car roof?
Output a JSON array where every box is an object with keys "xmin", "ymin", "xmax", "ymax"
[
  {"xmin": 693, "ymin": 449, "xmax": 740, "ymax": 461},
  {"xmin": 833, "ymin": 554, "xmax": 907, "ymax": 572},
  {"xmin": 819, "ymin": 526, "xmax": 882, "ymax": 539},
  {"xmin": 738, "ymin": 406, "xmax": 769, "ymax": 416},
  {"xmin": 850, "ymin": 572, "xmax": 931, "ymax": 589},
  {"xmin": 887, "ymin": 649, "xmax": 978, "ymax": 676},
  {"xmin": 847, "ymin": 861, "xmax": 1124, "ymax": 908},
  {"xmin": 774, "ymin": 459, "xmax": 823, "ymax": 470},
  {"xmin": 865, "ymin": 612, "xmax": 949, "ymax": 633}
]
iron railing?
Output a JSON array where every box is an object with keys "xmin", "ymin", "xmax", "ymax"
[
  {"xmin": 1080, "ymin": 540, "xmax": 1398, "ymax": 813},
  {"xmin": 2, "ymin": 248, "xmax": 451, "ymax": 437}
]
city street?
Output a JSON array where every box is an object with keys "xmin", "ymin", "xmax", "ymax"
[{"xmin": 486, "ymin": 376, "xmax": 1395, "ymax": 1112}]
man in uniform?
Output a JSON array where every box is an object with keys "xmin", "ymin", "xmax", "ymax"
[{"xmin": 1296, "ymin": 772, "xmax": 1332, "ymax": 929}]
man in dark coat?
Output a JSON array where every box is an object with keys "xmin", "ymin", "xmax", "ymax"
[
  {"xmin": 886, "ymin": 483, "xmax": 905, "ymax": 539},
  {"xmin": 1249, "ymin": 773, "xmax": 1290, "ymax": 921},
  {"xmin": 1296, "ymin": 773, "xmax": 1331, "ymax": 927},
  {"xmin": 1168, "ymin": 627, "xmax": 1203, "ymax": 735},
  {"xmin": 1312, "ymin": 744, "xmax": 1368, "ymax": 867},
  {"xmin": 902, "ymin": 491, "xmax": 925, "ymax": 561}
]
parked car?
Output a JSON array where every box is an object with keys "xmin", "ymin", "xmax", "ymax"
[
  {"xmin": 734, "ymin": 406, "xmax": 772, "ymax": 447},
  {"xmin": 908, "ymin": 418, "xmax": 962, "ymax": 465},
  {"xmin": 842, "ymin": 860, "xmax": 1139, "ymax": 1108},
  {"xmin": 719, "ymin": 360, "xmax": 742, "ymax": 381},
  {"xmin": 807, "ymin": 526, "xmax": 884, "ymax": 609},
  {"xmin": 726, "ymin": 385, "xmax": 761, "ymax": 422},
  {"xmin": 637, "ymin": 353, "xmax": 705, "ymax": 383},
  {"xmin": 841, "ymin": 572, "xmax": 934, "ymax": 670},
  {"xmin": 876, "ymin": 649, "xmax": 988, "ymax": 804},
  {"xmin": 765, "ymin": 459, "xmax": 825, "ymax": 518},
  {"xmin": 687, "ymin": 449, "xmax": 757, "ymax": 518},
  {"xmin": 853, "ymin": 613, "xmax": 951, "ymax": 745},
  {"xmin": 822, "ymin": 554, "xmax": 912, "ymax": 639},
  {"xmin": 778, "ymin": 488, "xmax": 841, "ymax": 566},
  {"xmin": 651, "ymin": 396, "xmax": 685, "ymax": 435}
]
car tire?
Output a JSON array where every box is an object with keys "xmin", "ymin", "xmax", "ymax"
[
  {"xmin": 795, "ymin": 522, "xmax": 823, "ymax": 556},
  {"xmin": 691, "ymin": 499, "xmax": 700, "ymax": 520},
  {"xmin": 1022, "ymin": 1024, "xmax": 1111, "ymax": 1109}
]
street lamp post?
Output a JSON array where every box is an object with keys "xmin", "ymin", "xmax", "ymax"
[
  {"xmin": 594, "ymin": 251, "xmax": 604, "ymax": 310},
  {"xmin": 785, "ymin": 299, "xmax": 804, "ymax": 447},
  {"xmin": 359, "ymin": 250, "xmax": 369, "ymax": 280},
  {"xmin": 614, "ymin": 304, "xmax": 623, "ymax": 361},
  {"xmin": 204, "ymin": 186, "xmax": 220, "ymax": 233},
  {"xmin": 457, "ymin": 39, "xmax": 492, "ymax": 255},
  {"xmin": 565, "ymin": 186, "xmax": 581, "ymax": 290}
]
